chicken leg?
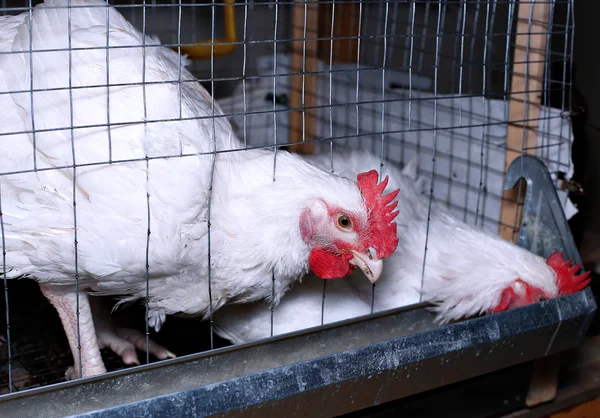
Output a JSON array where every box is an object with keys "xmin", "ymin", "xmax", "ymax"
[
  {"xmin": 40, "ymin": 284, "xmax": 177, "ymax": 380},
  {"xmin": 39, "ymin": 283, "xmax": 106, "ymax": 379}
]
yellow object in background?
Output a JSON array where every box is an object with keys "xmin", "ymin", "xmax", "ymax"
[{"xmin": 175, "ymin": 0, "xmax": 237, "ymax": 60}]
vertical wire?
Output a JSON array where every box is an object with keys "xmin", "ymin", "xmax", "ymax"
[
  {"xmin": 343, "ymin": 2, "xmax": 356, "ymax": 146},
  {"xmin": 449, "ymin": 2, "xmax": 462, "ymax": 96},
  {"xmin": 192, "ymin": 0, "xmax": 198, "ymax": 54},
  {"xmin": 171, "ymin": 0, "xmax": 177, "ymax": 43},
  {"xmin": 242, "ymin": 0, "xmax": 248, "ymax": 148},
  {"xmin": 566, "ymin": 0, "xmax": 574, "ymax": 117},
  {"xmin": 556, "ymin": 2, "xmax": 568, "ymax": 185},
  {"xmin": 272, "ymin": 1, "xmax": 278, "ymax": 176},
  {"xmin": 141, "ymin": 0, "xmax": 151, "ymax": 365},
  {"xmin": 503, "ymin": 0, "xmax": 515, "ymax": 131},
  {"xmin": 0, "ymin": 184, "xmax": 11, "ymax": 392},
  {"xmin": 502, "ymin": 0, "xmax": 516, "ymax": 235},
  {"xmin": 28, "ymin": 0, "xmax": 37, "ymax": 170},
  {"xmin": 355, "ymin": 1, "xmax": 363, "ymax": 137},
  {"xmin": 370, "ymin": 1, "xmax": 389, "ymax": 315},
  {"xmin": 369, "ymin": 1, "xmax": 384, "ymax": 148},
  {"xmin": 417, "ymin": 1, "xmax": 430, "ymax": 73},
  {"xmin": 458, "ymin": 0, "xmax": 467, "ymax": 125},
  {"xmin": 270, "ymin": 269, "xmax": 275, "ymax": 337},
  {"xmin": 480, "ymin": 0, "xmax": 499, "ymax": 230},
  {"xmin": 556, "ymin": 0, "xmax": 569, "ymax": 178},
  {"xmin": 402, "ymin": 1, "xmax": 412, "ymax": 71},
  {"xmin": 328, "ymin": 2, "xmax": 335, "ymax": 171},
  {"xmin": 105, "ymin": 2, "xmax": 112, "ymax": 163},
  {"xmin": 400, "ymin": 0, "xmax": 412, "ymax": 161},
  {"xmin": 439, "ymin": 1, "xmax": 448, "ymax": 71},
  {"xmin": 301, "ymin": 0, "xmax": 309, "ymax": 146},
  {"xmin": 0, "ymin": 0, "xmax": 9, "ymax": 367},
  {"xmin": 474, "ymin": 0, "xmax": 492, "ymax": 227},
  {"xmin": 541, "ymin": 2, "xmax": 555, "ymax": 167},
  {"xmin": 419, "ymin": 1, "xmax": 442, "ymax": 303},
  {"xmin": 564, "ymin": 0, "xmax": 574, "ymax": 182},
  {"xmin": 270, "ymin": 1, "xmax": 279, "ymax": 338},
  {"xmin": 177, "ymin": 0, "xmax": 183, "ymax": 134},
  {"xmin": 207, "ymin": 0, "xmax": 218, "ymax": 350},
  {"xmin": 322, "ymin": 0, "xmax": 337, "ymax": 327},
  {"xmin": 463, "ymin": 0, "xmax": 481, "ymax": 223},
  {"xmin": 66, "ymin": 0, "xmax": 83, "ymax": 378},
  {"xmin": 1, "ymin": 0, "xmax": 20, "ymax": 393},
  {"xmin": 385, "ymin": 1, "xmax": 400, "ymax": 66},
  {"xmin": 379, "ymin": 1, "xmax": 389, "ymax": 175},
  {"xmin": 403, "ymin": 1, "xmax": 414, "ymax": 168},
  {"xmin": 465, "ymin": 1, "xmax": 481, "ymax": 224},
  {"xmin": 468, "ymin": 0, "xmax": 481, "ymax": 94},
  {"xmin": 445, "ymin": 1, "xmax": 465, "ymax": 207},
  {"xmin": 386, "ymin": 1, "xmax": 399, "ymax": 162},
  {"xmin": 372, "ymin": 0, "xmax": 384, "ymax": 77},
  {"xmin": 440, "ymin": 3, "xmax": 446, "ymax": 209},
  {"xmin": 407, "ymin": 1, "xmax": 415, "ymax": 135}
]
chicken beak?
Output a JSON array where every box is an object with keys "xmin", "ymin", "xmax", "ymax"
[{"xmin": 350, "ymin": 250, "xmax": 383, "ymax": 284}]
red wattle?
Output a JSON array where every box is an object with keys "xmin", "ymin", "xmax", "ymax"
[{"xmin": 308, "ymin": 248, "xmax": 353, "ymax": 279}]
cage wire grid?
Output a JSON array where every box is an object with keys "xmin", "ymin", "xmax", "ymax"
[{"xmin": 0, "ymin": 0, "xmax": 575, "ymax": 395}]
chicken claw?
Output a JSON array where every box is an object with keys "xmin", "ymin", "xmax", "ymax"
[
  {"xmin": 97, "ymin": 326, "xmax": 176, "ymax": 365},
  {"xmin": 90, "ymin": 297, "xmax": 176, "ymax": 367}
]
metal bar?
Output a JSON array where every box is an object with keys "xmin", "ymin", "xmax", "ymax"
[{"xmin": 0, "ymin": 290, "xmax": 593, "ymax": 418}]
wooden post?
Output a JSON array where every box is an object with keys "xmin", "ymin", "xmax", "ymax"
[
  {"xmin": 499, "ymin": 0, "xmax": 560, "ymax": 409},
  {"xmin": 288, "ymin": 1, "xmax": 361, "ymax": 154},
  {"xmin": 499, "ymin": 0, "xmax": 551, "ymax": 242},
  {"xmin": 289, "ymin": 0, "xmax": 320, "ymax": 154},
  {"xmin": 550, "ymin": 398, "xmax": 600, "ymax": 418},
  {"xmin": 526, "ymin": 353, "xmax": 561, "ymax": 407},
  {"xmin": 317, "ymin": 2, "xmax": 361, "ymax": 64}
]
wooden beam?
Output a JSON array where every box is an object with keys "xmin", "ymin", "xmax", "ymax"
[
  {"xmin": 289, "ymin": 0, "xmax": 320, "ymax": 154},
  {"xmin": 526, "ymin": 353, "xmax": 561, "ymax": 407},
  {"xmin": 501, "ymin": 336, "xmax": 600, "ymax": 418},
  {"xmin": 550, "ymin": 398, "xmax": 600, "ymax": 418},
  {"xmin": 499, "ymin": 0, "xmax": 551, "ymax": 242},
  {"xmin": 317, "ymin": 2, "xmax": 361, "ymax": 64},
  {"xmin": 499, "ymin": 1, "xmax": 557, "ymax": 408}
]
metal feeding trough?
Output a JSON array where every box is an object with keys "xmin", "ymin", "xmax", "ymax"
[{"xmin": 0, "ymin": 155, "xmax": 595, "ymax": 417}]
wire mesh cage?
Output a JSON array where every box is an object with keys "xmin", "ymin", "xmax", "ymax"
[
  {"xmin": 0, "ymin": 0, "xmax": 593, "ymax": 414},
  {"xmin": 216, "ymin": 0, "xmax": 575, "ymax": 231}
]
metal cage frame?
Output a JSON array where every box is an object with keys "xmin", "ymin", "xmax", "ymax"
[{"xmin": 0, "ymin": 155, "xmax": 594, "ymax": 417}]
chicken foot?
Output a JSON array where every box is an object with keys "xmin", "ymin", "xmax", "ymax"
[
  {"xmin": 89, "ymin": 296, "xmax": 176, "ymax": 367},
  {"xmin": 40, "ymin": 284, "xmax": 176, "ymax": 380},
  {"xmin": 39, "ymin": 283, "xmax": 106, "ymax": 379}
]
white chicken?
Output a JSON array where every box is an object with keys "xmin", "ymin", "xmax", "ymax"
[
  {"xmin": 0, "ymin": 0, "xmax": 400, "ymax": 378},
  {"xmin": 213, "ymin": 157, "xmax": 428, "ymax": 344},
  {"xmin": 213, "ymin": 149, "xmax": 591, "ymax": 344}
]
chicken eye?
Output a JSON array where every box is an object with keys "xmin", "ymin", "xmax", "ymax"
[{"xmin": 337, "ymin": 214, "xmax": 352, "ymax": 230}]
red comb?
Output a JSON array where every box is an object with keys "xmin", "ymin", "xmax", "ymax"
[
  {"xmin": 356, "ymin": 170, "xmax": 400, "ymax": 259},
  {"xmin": 546, "ymin": 251, "xmax": 591, "ymax": 296}
]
